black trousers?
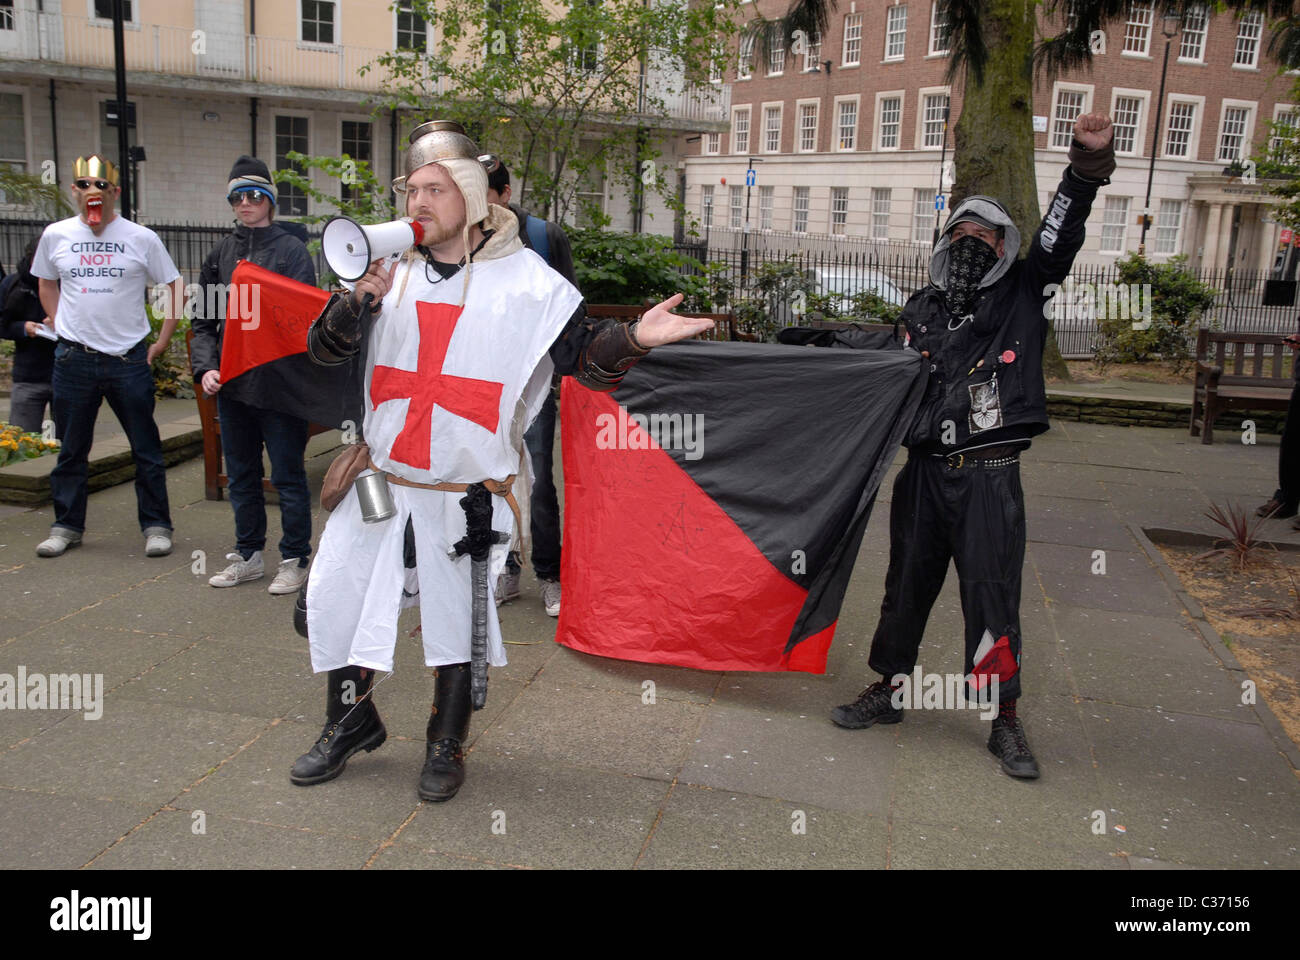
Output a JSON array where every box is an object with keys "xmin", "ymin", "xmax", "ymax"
[
  {"xmin": 1273, "ymin": 380, "xmax": 1300, "ymax": 508},
  {"xmin": 868, "ymin": 453, "xmax": 1025, "ymax": 702}
]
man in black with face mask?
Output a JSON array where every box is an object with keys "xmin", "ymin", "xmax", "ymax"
[{"xmin": 832, "ymin": 113, "xmax": 1115, "ymax": 780}]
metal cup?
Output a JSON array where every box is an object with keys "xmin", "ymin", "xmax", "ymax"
[{"xmin": 354, "ymin": 470, "xmax": 396, "ymax": 524}]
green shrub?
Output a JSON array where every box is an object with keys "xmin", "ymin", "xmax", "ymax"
[
  {"xmin": 568, "ymin": 229, "xmax": 711, "ymax": 307},
  {"xmin": 1094, "ymin": 253, "xmax": 1217, "ymax": 374}
]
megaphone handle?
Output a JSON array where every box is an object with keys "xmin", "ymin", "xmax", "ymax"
[{"xmin": 358, "ymin": 292, "xmax": 375, "ymax": 314}]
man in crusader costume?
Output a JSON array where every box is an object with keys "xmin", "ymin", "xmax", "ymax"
[
  {"xmin": 832, "ymin": 113, "xmax": 1116, "ymax": 779},
  {"xmin": 290, "ymin": 121, "xmax": 710, "ymax": 801}
]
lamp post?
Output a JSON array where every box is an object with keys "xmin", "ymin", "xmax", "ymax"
[
  {"xmin": 932, "ymin": 105, "xmax": 950, "ymax": 247},
  {"xmin": 1138, "ymin": 10, "xmax": 1183, "ymax": 257},
  {"xmin": 741, "ymin": 155, "xmax": 762, "ymax": 278}
]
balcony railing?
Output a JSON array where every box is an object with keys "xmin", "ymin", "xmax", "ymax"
[{"xmin": 0, "ymin": 12, "xmax": 728, "ymax": 123}]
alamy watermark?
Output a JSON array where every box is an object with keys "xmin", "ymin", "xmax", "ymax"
[
  {"xmin": 1044, "ymin": 282, "xmax": 1153, "ymax": 329},
  {"xmin": 0, "ymin": 666, "xmax": 103, "ymax": 720},
  {"xmin": 149, "ymin": 281, "xmax": 261, "ymax": 329},
  {"xmin": 890, "ymin": 666, "xmax": 1000, "ymax": 720},
  {"xmin": 595, "ymin": 408, "xmax": 705, "ymax": 461}
]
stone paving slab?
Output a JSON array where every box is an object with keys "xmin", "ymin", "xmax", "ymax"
[
  {"xmin": 0, "ymin": 788, "xmax": 159, "ymax": 870},
  {"xmin": 2, "ymin": 420, "xmax": 1299, "ymax": 870}
]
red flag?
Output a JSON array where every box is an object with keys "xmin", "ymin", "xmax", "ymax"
[{"xmin": 218, "ymin": 260, "xmax": 331, "ymax": 385}]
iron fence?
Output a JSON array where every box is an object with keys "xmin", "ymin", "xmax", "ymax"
[{"xmin": 4, "ymin": 215, "xmax": 1297, "ymax": 360}]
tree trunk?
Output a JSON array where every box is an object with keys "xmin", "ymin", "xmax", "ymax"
[{"xmin": 951, "ymin": 0, "xmax": 1070, "ymax": 381}]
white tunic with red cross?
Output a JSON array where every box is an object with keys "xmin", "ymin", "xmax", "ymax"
[{"xmin": 307, "ymin": 248, "xmax": 583, "ymax": 673}]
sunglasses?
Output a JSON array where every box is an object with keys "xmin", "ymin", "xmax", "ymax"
[
  {"xmin": 74, "ymin": 179, "xmax": 114, "ymax": 190},
  {"xmin": 228, "ymin": 191, "xmax": 270, "ymax": 206}
]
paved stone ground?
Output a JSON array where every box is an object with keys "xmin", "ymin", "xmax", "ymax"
[{"xmin": 1, "ymin": 416, "xmax": 1297, "ymax": 869}]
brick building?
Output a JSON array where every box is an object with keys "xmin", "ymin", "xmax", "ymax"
[
  {"xmin": 0, "ymin": 0, "xmax": 726, "ymax": 232},
  {"xmin": 687, "ymin": 0, "xmax": 1297, "ymax": 270}
]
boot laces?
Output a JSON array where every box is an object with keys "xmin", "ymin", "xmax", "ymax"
[{"xmin": 427, "ymin": 737, "xmax": 463, "ymax": 762}]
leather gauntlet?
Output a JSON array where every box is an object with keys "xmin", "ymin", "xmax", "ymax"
[
  {"xmin": 307, "ymin": 292, "xmax": 369, "ymax": 366},
  {"xmin": 576, "ymin": 320, "xmax": 651, "ymax": 392}
]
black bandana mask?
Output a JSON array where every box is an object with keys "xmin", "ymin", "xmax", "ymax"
[{"xmin": 944, "ymin": 233, "xmax": 1000, "ymax": 316}]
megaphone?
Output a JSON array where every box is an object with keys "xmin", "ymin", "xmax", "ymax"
[{"xmin": 322, "ymin": 216, "xmax": 426, "ymax": 282}]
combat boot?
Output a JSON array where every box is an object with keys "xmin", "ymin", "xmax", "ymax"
[
  {"xmin": 418, "ymin": 662, "xmax": 472, "ymax": 802},
  {"xmin": 290, "ymin": 665, "xmax": 387, "ymax": 785}
]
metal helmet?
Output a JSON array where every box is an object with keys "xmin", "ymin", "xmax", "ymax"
[{"xmin": 393, "ymin": 120, "xmax": 500, "ymax": 228}]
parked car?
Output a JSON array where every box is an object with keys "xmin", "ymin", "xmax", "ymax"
[{"xmin": 805, "ymin": 268, "xmax": 906, "ymax": 314}]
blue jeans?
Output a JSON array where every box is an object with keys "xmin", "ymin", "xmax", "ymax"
[
  {"xmin": 50, "ymin": 338, "xmax": 171, "ymax": 535},
  {"xmin": 523, "ymin": 391, "xmax": 561, "ymax": 580},
  {"xmin": 218, "ymin": 393, "xmax": 311, "ymax": 562}
]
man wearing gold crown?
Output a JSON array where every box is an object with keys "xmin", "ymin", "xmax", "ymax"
[
  {"xmin": 289, "ymin": 121, "xmax": 710, "ymax": 801},
  {"xmin": 31, "ymin": 155, "xmax": 184, "ymax": 560}
]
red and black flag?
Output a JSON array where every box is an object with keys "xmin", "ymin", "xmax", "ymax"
[
  {"xmin": 556, "ymin": 339, "xmax": 925, "ymax": 674},
  {"xmin": 217, "ymin": 260, "xmax": 361, "ymax": 429}
]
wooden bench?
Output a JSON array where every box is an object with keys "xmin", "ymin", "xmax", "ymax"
[
  {"xmin": 1191, "ymin": 328, "xmax": 1296, "ymax": 444},
  {"xmin": 585, "ymin": 303, "xmax": 757, "ymax": 342},
  {"xmin": 185, "ymin": 330, "xmax": 332, "ymax": 501}
]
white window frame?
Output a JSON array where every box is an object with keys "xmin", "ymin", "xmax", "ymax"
[
  {"xmin": 761, "ymin": 102, "xmax": 783, "ymax": 154},
  {"xmin": 834, "ymin": 95, "xmax": 860, "ymax": 152},
  {"xmin": 803, "ymin": 31, "xmax": 822, "ymax": 72},
  {"xmin": 884, "ymin": 4, "xmax": 907, "ymax": 62},
  {"xmin": 1153, "ymin": 198, "xmax": 1184, "ymax": 256},
  {"xmin": 875, "ymin": 90, "xmax": 904, "ymax": 151},
  {"xmin": 1109, "ymin": 88, "xmax": 1149, "ymax": 157},
  {"xmin": 842, "ymin": 12, "xmax": 863, "ymax": 66},
  {"xmin": 394, "ymin": 1, "xmax": 431, "ymax": 53},
  {"xmin": 731, "ymin": 105, "xmax": 751, "ymax": 155},
  {"xmin": 0, "ymin": 86, "xmax": 31, "ymax": 208},
  {"xmin": 738, "ymin": 30, "xmax": 755, "ymax": 80},
  {"xmin": 912, "ymin": 188, "xmax": 936, "ymax": 243},
  {"xmin": 871, "ymin": 187, "xmax": 892, "ymax": 240},
  {"xmin": 704, "ymin": 131, "xmax": 721, "ymax": 155},
  {"xmin": 1099, "ymin": 195, "xmax": 1131, "ymax": 254},
  {"xmin": 87, "ymin": 0, "xmax": 140, "ymax": 28},
  {"xmin": 1216, "ymin": 99, "xmax": 1257, "ymax": 163},
  {"xmin": 1122, "ymin": 1, "xmax": 1152, "ymax": 58},
  {"xmin": 928, "ymin": 2, "xmax": 949, "ymax": 56},
  {"xmin": 796, "ymin": 98, "xmax": 820, "ymax": 153},
  {"xmin": 729, "ymin": 184, "xmax": 744, "ymax": 229},
  {"xmin": 700, "ymin": 184, "xmax": 714, "ymax": 228},
  {"xmin": 792, "ymin": 186, "xmax": 810, "ymax": 234},
  {"xmin": 1178, "ymin": 3, "xmax": 1208, "ymax": 63},
  {"xmin": 297, "ymin": 0, "xmax": 340, "ymax": 49},
  {"xmin": 1271, "ymin": 103, "xmax": 1297, "ymax": 163},
  {"xmin": 916, "ymin": 86, "xmax": 950, "ymax": 149},
  {"xmin": 1049, "ymin": 82, "xmax": 1093, "ymax": 150},
  {"xmin": 759, "ymin": 185, "xmax": 774, "ymax": 231},
  {"xmin": 1234, "ymin": 10, "xmax": 1263, "ymax": 70},
  {"xmin": 767, "ymin": 23, "xmax": 785, "ymax": 75},
  {"xmin": 1161, "ymin": 94, "xmax": 1204, "ymax": 160},
  {"xmin": 830, "ymin": 187, "xmax": 849, "ymax": 236}
]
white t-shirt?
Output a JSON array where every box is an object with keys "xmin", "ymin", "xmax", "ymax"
[{"xmin": 32, "ymin": 215, "xmax": 180, "ymax": 355}]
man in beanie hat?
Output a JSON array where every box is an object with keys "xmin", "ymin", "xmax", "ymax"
[
  {"xmin": 832, "ymin": 113, "xmax": 1116, "ymax": 780},
  {"xmin": 290, "ymin": 120, "xmax": 710, "ymax": 801},
  {"xmin": 31, "ymin": 154, "xmax": 184, "ymax": 559},
  {"xmin": 190, "ymin": 155, "xmax": 319, "ymax": 594}
]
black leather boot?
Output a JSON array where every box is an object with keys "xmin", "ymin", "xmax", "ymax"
[
  {"xmin": 290, "ymin": 665, "xmax": 387, "ymax": 785},
  {"xmin": 418, "ymin": 663, "xmax": 472, "ymax": 802}
]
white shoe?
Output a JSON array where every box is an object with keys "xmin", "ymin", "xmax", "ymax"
[
  {"xmin": 36, "ymin": 528, "xmax": 81, "ymax": 558},
  {"xmin": 143, "ymin": 526, "xmax": 173, "ymax": 557},
  {"xmin": 209, "ymin": 551, "xmax": 264, "ymax": 587},
  {"xmin": 540, "ymin": 578, "xmax": 561, "ymax": 618},
  {"xmin": 268, "ymin": 558, "xmax": 309, "ymax": 595}
]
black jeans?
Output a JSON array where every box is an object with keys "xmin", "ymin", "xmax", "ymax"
[
  {"xmin": 868, "ymin": 453, "xmax": 1025, "ymax": 702},
  {"xmin": 49, "ymin": 338, "xmax": 170, "ymax": 535},
  {"xmin": 1274, "ymin": 380, "xmax": 1300, "ymax": 508},
  {"xmin": 522, "ymin": 391, "xmax": 562, "ymax": 580},
  {"xmin": 218, "ymin": 393, "xmax": 311, "ymax": 562}
]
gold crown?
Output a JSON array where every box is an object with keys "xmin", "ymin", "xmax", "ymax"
[{"xmin": 73, "ymin": 156, "xmax": 120, "ymax": 185}]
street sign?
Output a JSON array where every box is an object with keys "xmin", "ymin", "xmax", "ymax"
[
  {"xmin": 745, "ymin": 169, "xmax": 756, "ymax": 186},
  {"xmin": 934, "ymin": 195, "xmax": 945, "ymax": 211}
]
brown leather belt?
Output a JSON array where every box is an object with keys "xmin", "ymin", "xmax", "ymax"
[{"xmin": 368, "ymin": 455, "xmax": 523, "ymax": 542}]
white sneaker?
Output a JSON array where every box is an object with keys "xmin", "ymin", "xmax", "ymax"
[
  {"xmin": 143, "ymin": 527, "xmax": 173, "ymax": 557},
  {"xmin": 36, "ymin": 528, "xmax": 81, "ymax": 558},
  {"xmin": 540, "ymin": 578, "xmax": 561, "ymax": 618},
  {"xmin": 268, "ymin": 558, "xmax": 309, "ymax": 595},
  {"xmin": 209, "ymin": 551, "xmax": 264, "ymax": 587}
]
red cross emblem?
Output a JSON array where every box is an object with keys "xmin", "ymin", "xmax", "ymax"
[{"xmin": 370, "ymin": 301, "xmax": 504, "ymax": 470}]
